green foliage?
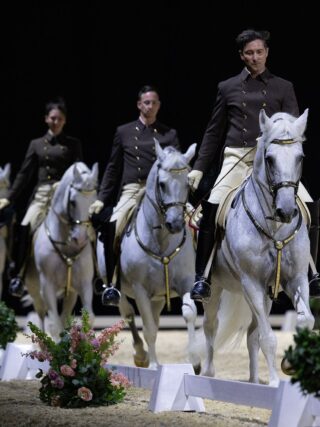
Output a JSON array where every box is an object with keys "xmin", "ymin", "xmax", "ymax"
[
  {"xmin": 26, "ymin": 309, "xmax": 130, "ymax": 408},
  {"xmin": 0, "ymin": 301, "xmax": 19, "ymax": 349},
  {"xmin": 284, "ymin": 327, "xmax": 320, "ymax": 398}
]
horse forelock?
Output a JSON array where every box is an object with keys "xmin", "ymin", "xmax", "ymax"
[
  {"xmin": 159, "ymin": 147, "xmax": 188, "ymax": 172},
  {"xmin": 262, "ymin": 112, "xmax": 305, "ymax": 147}
]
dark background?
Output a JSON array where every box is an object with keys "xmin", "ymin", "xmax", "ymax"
[{"xmin": 2, "ymin": 2, "xmax": 319, "ymax": 316}]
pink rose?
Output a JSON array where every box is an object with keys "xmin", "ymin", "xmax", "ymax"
[
  {"xmin": 70, "ymin": 359, "xmax": 77, "ymax": 369},
  {"xmin": 77, "ymin": 387, "xmax": 93, "ymax": 401},
  {"xmin": 60, "ymin": 364, "xmax": 75, "ymax": 377}
]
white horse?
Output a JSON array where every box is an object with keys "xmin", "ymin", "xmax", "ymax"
[
  {"xmin": 202, "ymin": 109, "xmax": 314, "ymax": 386},
  {"xmin": 25, "ymin": 162, "xmax": 98, "ymax": 339},
  {"xmin": 99, "ymin": 142, "xmax": 201, "ymax": 372},
  {"xmin": 0, "ymin": 164, "xmax": 12, "ymax": 299}
]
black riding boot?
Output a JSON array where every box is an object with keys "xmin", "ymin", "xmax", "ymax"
[
  {"xmin": 100, "ymin": 220, "xmax": 121, "ymax": 306},
  {"xmin": 306, "ymin": 200, "xmax": 320, "ymax": 298},
  {"xmin": 8, "ymin": 224, "xmax": 31, "ymax": 298},
  {"xmin": 190, "ymin": 201, "xmax": 219, "ymax": 302}
]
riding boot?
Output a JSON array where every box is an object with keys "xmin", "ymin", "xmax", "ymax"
[
  {"xmin": 190, "ymin": 201, "xmax": 219, "ymax": 302},
  {"xmin": 8, "ymin": 223, "xmax": 31, "ymax": 298},
  {"xmin": 100, "ymin": 220, "xmax": 121, "ymax": 306},
  {"xmin": 306, "ymin": 200, "xmax": 320, "ymax": 298}
]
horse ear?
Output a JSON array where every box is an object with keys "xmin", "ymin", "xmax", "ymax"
[
  {"xmin": 294, "ymin": 108, "xmax": 309, "ymax": 136},
  {"xmin": 91, "ymin": 162, "xmax": 99, "ymax": 183},
  {"xmin": 154, "ymin": 138, "xmax": 165, "ymax": 162},
  {"xmin": 73, "ymin": 162, "xmax": 82, "ymax": 184},
  {"xmin": 183, "ymin": 143, "xmax": 197, "ymax": 164},
  {"xmin": 259, "ymin": 109, "xmax": 271, "ymax": 133},
  {"xmin": 3, "ymin": 163, "xmax": 10, "ymax": 179}
]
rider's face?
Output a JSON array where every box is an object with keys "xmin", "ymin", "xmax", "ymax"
[
  {"xmin": 45, "ymin": 108, "xmax": 66, "ymax": 136},
  {"xmin": 137, "ymin": 91, "xmax": 161, "ymax": 122},
  {"xmin": 240, "ymin": 39, "xmax": 269, "ymax": 77}
]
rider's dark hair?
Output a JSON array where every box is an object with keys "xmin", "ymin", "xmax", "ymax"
[
  {"xmin": 45, "ymin": 96, "xmax": 67, "ymax": 116},
  {"xmin": 236, "ymin": 29, "xmax": 270, "ymax": 52},
  {"xmin": 138, "ymin": 85, "xmax": 160, "ymax": 100}
]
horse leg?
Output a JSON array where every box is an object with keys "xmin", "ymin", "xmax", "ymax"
[
  {"xmin": 118, "ymin": 294, "xmax": 149, "ymax": 368},
  {"xmin": 284, "ymin": 276, "xmax": 315, "ymax": 329},
  {"xmin": 40, "ymin": 274, "xmax": 63, "ymax": 341},
  {"xmin": 243, "ymin": 283, "xmax": 279, "ymax": 386},
  {"xmin": 247, "ymin": 297, "xmax": 272, "ymax": 383},
  {"xmin": 24, "ymin": 258, "xmax": 47, "ymax": 323},
  {"xmin": 133, "ymin": 286, "xmax": 162, "ymax": 370},
  {"xmin": 75, "ymin": 270, "xmax": 95, "ymax": 326},
  {"xmin": 60, "ymin": 291, "xmax": 78, "ymax": 327},
  {"xmin": 201, "ymin": 284, "xmax": 223, "ymax": 377},
  {"xmin": 181, "ymin": 292, "xmax": 201, "ymax": 373}
]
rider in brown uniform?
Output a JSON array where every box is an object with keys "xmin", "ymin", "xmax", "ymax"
[{"xmin": 0, "ymin": 97, "xmax": 83, "ymax": 297}]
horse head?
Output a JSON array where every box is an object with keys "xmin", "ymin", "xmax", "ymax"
[
  {"xmin": 53, "ymin": 162, "xmax": 98, "ymax": 245},
  {"xmin": 148, "ymin": 140, "xmax": 196, "ymax": 233},
  {"xmin": 256, "ymin": 109, "xmax": 308, "ymax": 223}
]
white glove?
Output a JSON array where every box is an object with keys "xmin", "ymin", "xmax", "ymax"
[
  {"xmin": 89, "ymin": 200, "xmax": 104, "ymax": 215},
  {"xmin": 187, "ymin": 170, "xmax": 203, "ymax": 191},
  {"xmin": 0, "ymin": 198, "xmax": 10, "ymax": 210}
]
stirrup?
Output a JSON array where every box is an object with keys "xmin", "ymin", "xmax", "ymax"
[
  {"xmin": 8, "ymin": 277, "xmax": 25, "ymax": 298},
  {"xmin": 101, "ymin": 286, "xmax": 121, "ymax": 306},
  {"xmin": 190, "ymin": 279, "xmax": 211, "ymax": 302}
]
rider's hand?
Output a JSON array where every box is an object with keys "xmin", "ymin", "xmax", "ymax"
[
  {"xmin": 187, "ymin": 170, "xmax": 203, "ymax": 191},
  {"xmin": 89, "ymin": 200, "xmax": 104, "ymax": 215},
  {"xmin": 0, "ymin": 198, "xmax": 10, "ymax": 210}
]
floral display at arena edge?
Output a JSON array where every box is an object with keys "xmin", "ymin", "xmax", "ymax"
[{"xmin": 25, "ymin": 310, "xmax": 131, "ymax": 408}]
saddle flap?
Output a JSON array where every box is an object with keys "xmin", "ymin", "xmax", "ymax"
[{"xmin": 216, "ymin": 185, "xmax": 242, "ymax": 230}]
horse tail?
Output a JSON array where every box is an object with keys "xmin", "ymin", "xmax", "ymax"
[
  {"xmin": 214, "ymin": 290, "xmax": 252, "ymax": 351},
  {"xmin": 194, "ymin": 290, "xmax": 252, "ymax": 357}
]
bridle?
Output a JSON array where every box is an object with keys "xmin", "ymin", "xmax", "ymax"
[
  {"xmin": 147, "ymin": 163, "xmax": 190, "ymax": 219},
  {"xmin": 264, "ymin": 138, "xmax": 302, "ymax": 201},
  {"xmin": 52, "ymin": 183, "xmax": 96, "ymax": 227}
]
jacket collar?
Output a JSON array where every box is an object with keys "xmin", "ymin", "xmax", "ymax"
[{"xmin": 240, "ymin": 67, "xmax": 272, "ymax": 84}]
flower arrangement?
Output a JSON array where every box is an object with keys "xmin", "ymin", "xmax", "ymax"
[
  {"xmin": 283, "ymin": 327, "xmax": 320, "ymax": 398},
  {"xmin": 26, "ymin": 309, "xmax": 130, "ymax": 408},
  {"xmin": 0, "ymin": 301, "xmax": 19, "ymax": 350}
]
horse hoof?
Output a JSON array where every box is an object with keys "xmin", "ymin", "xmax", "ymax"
[
  {"xmin": 134, "ymin": 354, "xmax": 149, "ymax": 368},
  {"xmin": 193, "ymin": 363, "xmax": 201, "ymax": 375},
  {"xmin": 8, "ymin": 278, "xmax": 24, "ymax": 298},
  {"xmin": 281, "ymin": 357, "xmax": 295, "ymax": 376}
]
